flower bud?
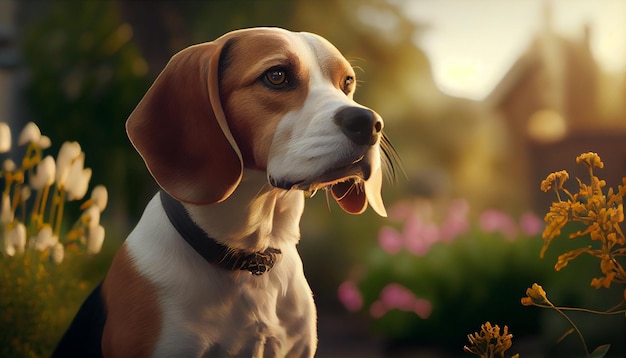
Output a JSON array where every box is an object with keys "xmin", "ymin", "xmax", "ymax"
[
  {"xmin": 0, "ymin": 122, "xmax": 11, "ymax": 153},
  {"xmin": 21, "ymin": 186, "xmax": 31, "ymax": 201},
  {"xmin": 3, "ymin": 159, "xmax": 15, "ymax": 172},
  {"xmin": 87, "ymin": 225, "xmax": 105, "ymax": 255},
  {"xmin": 18, "ymin": 122, "xmax": 41, "ymax": 146},
  {"xmin": 51, "ymin": 242, "xmax": 64, "ymax": 264},
  {"xmin": 4, "ymin": 241, "xmax": 15, "ymax": 256},
  {"xmin": 65, "ymin": 158, "xmax": 92, "ymax": 201},
  {"xmin": 8, "ymin": 222, "xmax": 26, "ymax": 255},
  {"xmin": 56, "ymin": 141, "xmax": 81, "ymax": 186},
  {"xmin": 34, "ymin": 225, "xmax": 57, "ymax": 251},
  {"xmin": 29, "ymin": 155, "xmax": 56, "ymax": 189},
  {"xmin": 90, "ymin": 185, "xmax": 108, "ymax": 212},
  {"xmin": 1, "ymin": 192, "xmax": 12, "ymax": 223},
  {"xmin": 81, "ymin": 205, "xmax": 101, "ymax": 228},
  {"xmin": 38, "ymin": 135, "xmax": 51, "ymax": 149}
]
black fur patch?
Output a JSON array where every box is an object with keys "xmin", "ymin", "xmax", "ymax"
[{"xmin": 52, "ymin": 283, "xmax": 106, "ymax": 358}]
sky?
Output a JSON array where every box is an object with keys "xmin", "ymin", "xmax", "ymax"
[{"xmin": 402, "ymin": 0, "xmax": 626, "ymax": 100}]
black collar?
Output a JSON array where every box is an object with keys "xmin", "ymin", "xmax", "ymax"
[{"xmin": 159, "ymin": 191, "xmax": 281, "ymax": 275}]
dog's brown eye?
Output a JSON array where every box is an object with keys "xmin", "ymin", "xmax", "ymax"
[
  {"xmin": 266, "ymin": 70, "xmax": 287, "ymax": 86},
  {"xmin": 343, "ymin": 76, "xmax": 355, "ymax": 94}
]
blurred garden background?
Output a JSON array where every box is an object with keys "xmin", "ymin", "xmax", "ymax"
[{"xmin": 1, "ymin": 0, "xmax": 625, "ymax": 357}]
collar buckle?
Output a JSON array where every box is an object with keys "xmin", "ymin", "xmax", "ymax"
[{"xmin": 160, "ymin": 191, "xmax": 282, "ymax": 276}]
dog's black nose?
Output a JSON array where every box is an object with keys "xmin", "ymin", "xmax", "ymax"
[{"xmin": 334, "ymin": 106, "xmax": 382, "ymax": 146}]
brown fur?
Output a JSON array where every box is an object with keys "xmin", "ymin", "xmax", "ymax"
[
  {"xmin": 101, "ymin": 244, "xmax": 162, "ymax": 358},
  {"xmin": 219, "ymin": 31, "xmax": 311, "ymax": 169}
]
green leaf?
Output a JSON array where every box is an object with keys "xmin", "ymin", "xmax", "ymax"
[{"xmin": 590, "ymin": 344, "xmax": 611, "ymax": 358}]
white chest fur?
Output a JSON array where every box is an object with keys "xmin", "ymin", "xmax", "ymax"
[{"xmin": 125, "ymin": 188, "xmax": 316, "ymax": 357}]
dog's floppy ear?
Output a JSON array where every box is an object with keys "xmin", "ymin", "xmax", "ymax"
[{"xmin": 126, "ymin": 41, "xmax": 243, "ymax": 205}]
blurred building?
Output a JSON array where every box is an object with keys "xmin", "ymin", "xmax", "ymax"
[{"xmin": 486, "ymin": 4, "xmax": 626, "ymax": 212}]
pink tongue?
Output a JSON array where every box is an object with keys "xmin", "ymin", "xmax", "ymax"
[{"xmin": 330, "ymin": 179, "xmax": 367, "ymax": 215}]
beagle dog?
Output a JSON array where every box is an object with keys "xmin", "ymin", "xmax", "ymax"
[{"xmin": 53, "ymin": 27, "xmax": 395, "ymax": 357}]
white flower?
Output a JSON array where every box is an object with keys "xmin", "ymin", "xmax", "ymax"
[
  {"xmin": 65, "ymin": 153, "xmax": 92, "ymax": 201},
  {"xmin": 7, "ymin": 222, "xmax": 26, "ymax": 255},
  {"xmin": 90, "ymin": 185, "xmax": 108, "ymax": 212},
  {"xmin": 3, "ymin": 159, "xmax": 15, "ymax": 172},
  {"xmin": 56, "ymin": 141, "xmax": 82, "ymax": 187},
  {"xmin": 81, "ymin": 205, "xmax": 101, "ymax": 228},
  {"xmin": 51, "ymin": 242, "xmax": 65, "ymax": 264},
  {"xmin": 1, "ymin": 192, "xmax": 13, "ymax": 223},
  {"xmin": 21, "ymin": 186, "xmax": 31, "ymax": 201},
  {"xmin": 87, "ymin": 224, "xmax": 105, "ymax": 255},
  {"xmin": 34, "ymin": 225, "xmax": 58, "ymax": 251},
  {"xmin": 4, "ymin": 238, "xmax": 15, "ymax": 256},
  {"xmin": 18, "ymin": 122, "xmax": 41, "ymax": 146},
  {"xmin": 0, "ymin": 122, "xmax": 11, "ymax": 153},
  {"xmin": 29, "ymin": 155, "xmax": 56, "ymax": 190},
  {"xmin": 38, "ymin": 135, "xmax": 51, "ymax": 149}
]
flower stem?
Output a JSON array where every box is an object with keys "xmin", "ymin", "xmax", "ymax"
[
  {"xmin": 533, "ymin": 303, "xmax": 626, "ymax": 316},
  {"xmin": 20, "ymin": 190, "xmax": 27, "ymax": 223},
  {"xmin": 31, "ymin": 190, "xmax": 43, "ymax": 227},
  {"xmin": 49, "ymin": 187, "xmax": 60, "ymax": 228},
  {"xmin": 38, "ymin": 185, "xmax": 51, "ymax": 224},
  {"xmin": 2, "ymin": 173, "xmax": 11, "ymax": 197},
  {"xmin": 605, "ymin": 299, "xmax": 626, "ymax": 313},
  {"xmin": 53, "ymin": 189, "xmax": 65, "ymax": 237},
  {"xmin": 10, "ymin": 184, "xmax": 21, "ymax": 216},
  {"xmin": 550, "ymin": 303, "xmax": 589, "ymax": 357}
]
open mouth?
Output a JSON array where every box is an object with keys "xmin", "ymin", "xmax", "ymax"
[
  {"xmin": 269, "ymin": 156, "xmax": 370, "ymax": 193},
  {"xmin": 268, "ymin": 151, "xmax": 388, "ymax": 217}
]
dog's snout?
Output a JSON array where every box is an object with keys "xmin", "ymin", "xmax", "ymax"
[{"xmin": 334, "ymin": 107, "xmax": 382, "ymax": 146}]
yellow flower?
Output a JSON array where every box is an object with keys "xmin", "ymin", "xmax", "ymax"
[
  {"xmin": 464, "ymin": 322, "xmax": 514, "ymax": 358},
  {"xmin": 540, "ymin": 170, "xmax": 569, "ymax": 192},
  {"xmin": 520, "ymin": 297, "xmax": 533, "ymax": 307},
  {"xmin": 591, "ymin": 274, "xmax": 614, "ymax": 289},
  {"xmin": 524, "ymin": 283, "xmax": 549, "ymax": 305},
  {"xmin": 540, "ymin": 152, "xmax": 626, "ymax": 290},
  {"xmin": 555, "ymin": 247, "xmax": 592, "ymax": 271},
  {"xmin": 576, "ymin": 152, "xmax": 604, "ymax": 169},
  {"xmin": 541, "ymin": 201, "xmax": 570, "ymax": 258}
]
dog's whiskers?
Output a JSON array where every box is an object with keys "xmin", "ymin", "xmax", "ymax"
[
  {"xmin": 305, "ymin": 188, "xmax": 318, "ymax": 198},
  {"xmin": 324, "ymin": 188, "xmax": 332, "ymax": 212},
  {"xmin": 381, "ymin": 132, "xmax": 404, "ymax": 184}
]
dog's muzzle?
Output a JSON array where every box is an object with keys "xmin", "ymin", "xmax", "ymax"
[{"xmin": 334, "ymin": 106, "xmax": 382, "ymax": 146}]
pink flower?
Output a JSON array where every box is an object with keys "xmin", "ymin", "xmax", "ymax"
[
  {"xmin": 369, "ymin": 300, "xmax": 386, "ymax": 318},
  {"xmin": 380, "ymin": 283, "xmax": 416, "ymax": 311},
  {"xmin": 369, "ymin": 283, "xmax": 433, "ymax": 319},
  {"xmin": 388, "ymin": 201, "xmax": 414, "ymax": 222},
  {"xmin": 440, "ymin": 199, "xmax": 470, "ymax": 242},
  {"xmin": 404, "ymin": 216, "xmax": 439, "ymax": 256},
  {"xmin": 378, "ymin": 226, "xmax": 404, "ymax": 254},
  {"xmin": 519, "ymin": 212, "xmax": 543, "ymax": 236},
  {"xmin": 337, "ymin": 281, "xmax": 363, "ymax": 312},
  {"xmin": 479, "ymin": 209, "xmax": 517, "ymax": 240},
  {"xmin": 413, "ymin": 298, "xmax": 433, "ymax": 319}
]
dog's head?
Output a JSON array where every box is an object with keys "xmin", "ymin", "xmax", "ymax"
[{"xmin": 126, "ymin": 27, "xmax": 395, "ymax": 216}]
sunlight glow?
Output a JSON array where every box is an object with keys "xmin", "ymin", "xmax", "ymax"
[{"xmin": 404, "ymin": 0, "xmax": 626, "ymax": 100}]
